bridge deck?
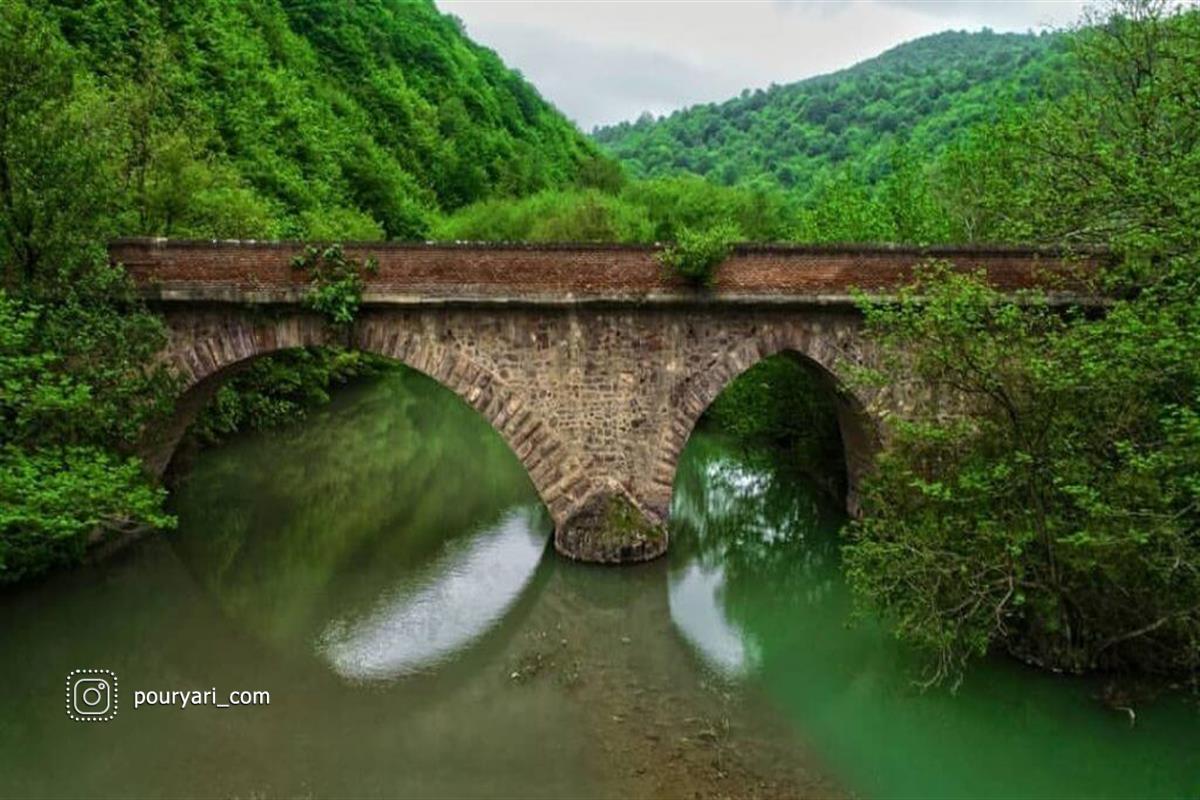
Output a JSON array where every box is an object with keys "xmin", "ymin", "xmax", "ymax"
[{"xmin": 111, "ymin": 238, "xmax": 1099, "ymax": 306}]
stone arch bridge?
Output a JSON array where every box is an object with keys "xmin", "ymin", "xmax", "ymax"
[{"xmin": 114, "ymin": 238, "xmax": 1093, "ymax": 563}]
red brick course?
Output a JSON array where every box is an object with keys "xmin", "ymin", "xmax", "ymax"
[{"xmin": 111, "ymin": 238, "xmax": 1101, "ymax": 299}]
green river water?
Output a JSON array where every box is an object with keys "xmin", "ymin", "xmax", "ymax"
[{"xmin": 1, "ymin": 369, "xmax": 1197, "ymax": 798}]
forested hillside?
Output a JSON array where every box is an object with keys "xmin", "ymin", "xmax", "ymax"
[
  {"xmin": 35, "ymin": 0, "xmax": 605, "ymax": 241},
  {"xmin": 0, "ymin": 0, "xmax": 610, "ymax": 584},
  {"xmin": 593, "ymin": 29, "xmax": 1067, "ymax": 190}
]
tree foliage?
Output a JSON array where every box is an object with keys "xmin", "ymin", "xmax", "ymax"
[
  {"xmin": 930, "ymin": 3, "xmax": 1200, "ymax": 271},
  {"xmin": 29, "ymin": 0, "xmax": 609, "ymax": 241},
  {"xmin": 848, "ymin": 263, "xmax": 1200, "ymax": 683},
  {"xmin": 435, "ymin": 188, "xmax": 655, "ymax": 244},
  {"xmin": 0, "ymin": 286, "xmax": 176, "ymax": 583},
  {"xmin": 844, "ymin": 1, "xmax": 1200, "ymax": 684},
  {"xmin": 0, "ymin": 4, "xmax": 125, "ymax": 285},
  {"xmin": 594, "ymin": 30, "xmax": 1068, "ymax": 193}
]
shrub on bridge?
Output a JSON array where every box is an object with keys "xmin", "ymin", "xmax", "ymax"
[
  {"xmin": 291, "ymin": 244, "xmax": 378, "ymax": 326},
  {"xmin": 657, "ymin": 223, "xmax": 739, "ymax": 287}
]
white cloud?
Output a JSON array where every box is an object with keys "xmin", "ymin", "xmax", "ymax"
[{"xmin": 438, "ymin": 0, "xmax": 1087, "ymax": 130}]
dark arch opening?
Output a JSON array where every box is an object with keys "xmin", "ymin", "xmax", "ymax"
[
  {"xmin": 667, "ymin": 348, "xmax": 879, "ymax": 521},
  {"xmin": 698, "ymin": 352, "xmax": 851, "ymax": 505}
]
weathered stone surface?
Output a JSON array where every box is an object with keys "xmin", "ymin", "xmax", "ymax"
[
  {"xmin": 554, "ymin": 486, "xmax": 668, "ymax": 564},
  {"xmin": 121, "ymin": 239, "xmax": 1100, "ymax": 563}
]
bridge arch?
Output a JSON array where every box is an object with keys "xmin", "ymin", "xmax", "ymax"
[
  {"xmin": 143, "ymin": 314, "xmax": 585, "ymax": 526},
  {"xmin": 656, "ymin": 331, "xmax": 882, "ymax": 519}
]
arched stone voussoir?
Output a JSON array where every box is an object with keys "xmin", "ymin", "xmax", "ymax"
[
  {"xmin": 356, "ymin": 327, "xmax": 584, "ymax": 526},
  {"xmin": 140, "ymin": 314, "xmax": 338, "ymax": 475},
  {"xmin": 146, "ymin": 312, "xmax": 610, "ymax": 556},
  {"xmin": 164, "ymin": 314, "xmax": 337, "ymax": 394}
]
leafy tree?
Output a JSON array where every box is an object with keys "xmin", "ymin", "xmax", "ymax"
[
  {"xmin": 845, "ymin": 1, "xmax": 1200, "ymax": 684},
  {"xmin": 0, "ymin": 3, "xmax": 123, "ymax": 285},
  {"xmin": 622, "ymin": 176, "xmax": 796, "ymax": 241},
  {"xmin": 437, "ymin": 178, "xmax": 800, "ymax": 245},
  {"xmin": 0, "ymin": 288, "xmax": 176, "ymax": 584},
  {"xmin": 36, "ymin": 0, "xmax": 612, "ymax": 240},
  {"xmin": 0, "ymin": 3, "xmax": 173, "ymax": 584},
  {"xmin": 0, "ymin": 444, "xmax": 173, "ymax": 584},
  {"xmin": 435, "ymin": 189, "xmax": 654, "ymax": 243},
  {"xmin": 792, "ymin": 171, "xmax": 892, "ymax": 243},
  {"xmin": 846, "ymin": 263, "xmax": 1200, "ymax": 684}
]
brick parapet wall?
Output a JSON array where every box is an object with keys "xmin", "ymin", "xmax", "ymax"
[{"xmin": 110, "ymin": 238, "xmax": 1101, "ymax": 302}]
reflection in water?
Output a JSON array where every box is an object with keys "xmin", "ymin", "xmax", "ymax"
[
  {"xmin": 668, "ymin": 561, "xmax": 760, "ymax": 677},
  {"xmin": 670, "ymin": 428, "xmax": 1200, "ymax": 800},
  {"xmin": 169, "ymin": 368, "xmax": 552, "ymax": 672},
  {"xmin": 669, "ymin": 438, "xmax": 843, "ymax": 680},
  {"xmin": 0, "ymin": 371, "xmax": 1196, "ymax": 799},
  {"xmin": 319, "ymin": 506, "xmax": 547, "ymax": 680}
]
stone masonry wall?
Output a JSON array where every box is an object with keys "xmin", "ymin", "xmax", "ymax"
[{"xmin": 149, "ymin": 302, "xmax": 898, "ymax": 562}]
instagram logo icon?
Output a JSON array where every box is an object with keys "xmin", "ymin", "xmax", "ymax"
[{"xmin": 66, "ymin": 669, "xmax": 118, "ymax": 722}]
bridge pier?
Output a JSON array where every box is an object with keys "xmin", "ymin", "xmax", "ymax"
[{"xmin": 554, "ymin": 483, "xmax": 668, "ymax": 564}]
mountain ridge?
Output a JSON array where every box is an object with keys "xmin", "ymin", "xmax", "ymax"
[{"xmin": 593, "ymin": 28, "xmax": 1069, "ymax": 190}]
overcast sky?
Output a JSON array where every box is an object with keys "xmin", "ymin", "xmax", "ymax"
[{"xmin": 438, "ymin": 1, "xmax": 1088, "ymax": 130}]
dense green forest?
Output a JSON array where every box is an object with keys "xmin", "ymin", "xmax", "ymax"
[
  {"xmin": 435, "ymin": 28, "xmax": 1082, "ymax": 248},
  {"xmin": 27, "ymin": 0, "xmax": 607, "ymax": 245},
  {"xmin": 593, "ymin": 29, "xmax": 1068, "ymax": 191}
]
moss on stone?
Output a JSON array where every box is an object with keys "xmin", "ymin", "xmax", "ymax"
[
  {"xmin": 601, "ymin": 494, "xmax": 664, "ymax": 545},
  {"xmin": 555, "ymin": 490, "xmax": 667, "ymax": 563}
]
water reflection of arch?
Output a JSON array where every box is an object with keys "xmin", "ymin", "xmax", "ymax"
[
  {"xmin": 165, "ymin": 361, "xmax": 564, "ymax": 690},
  {"xmin": 667, "ymin": 431, "xmax": 846, "ymax": 679},
  {"xmin": 315, "ymin": 504, "xmax": 553, "ymax": 683}
]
